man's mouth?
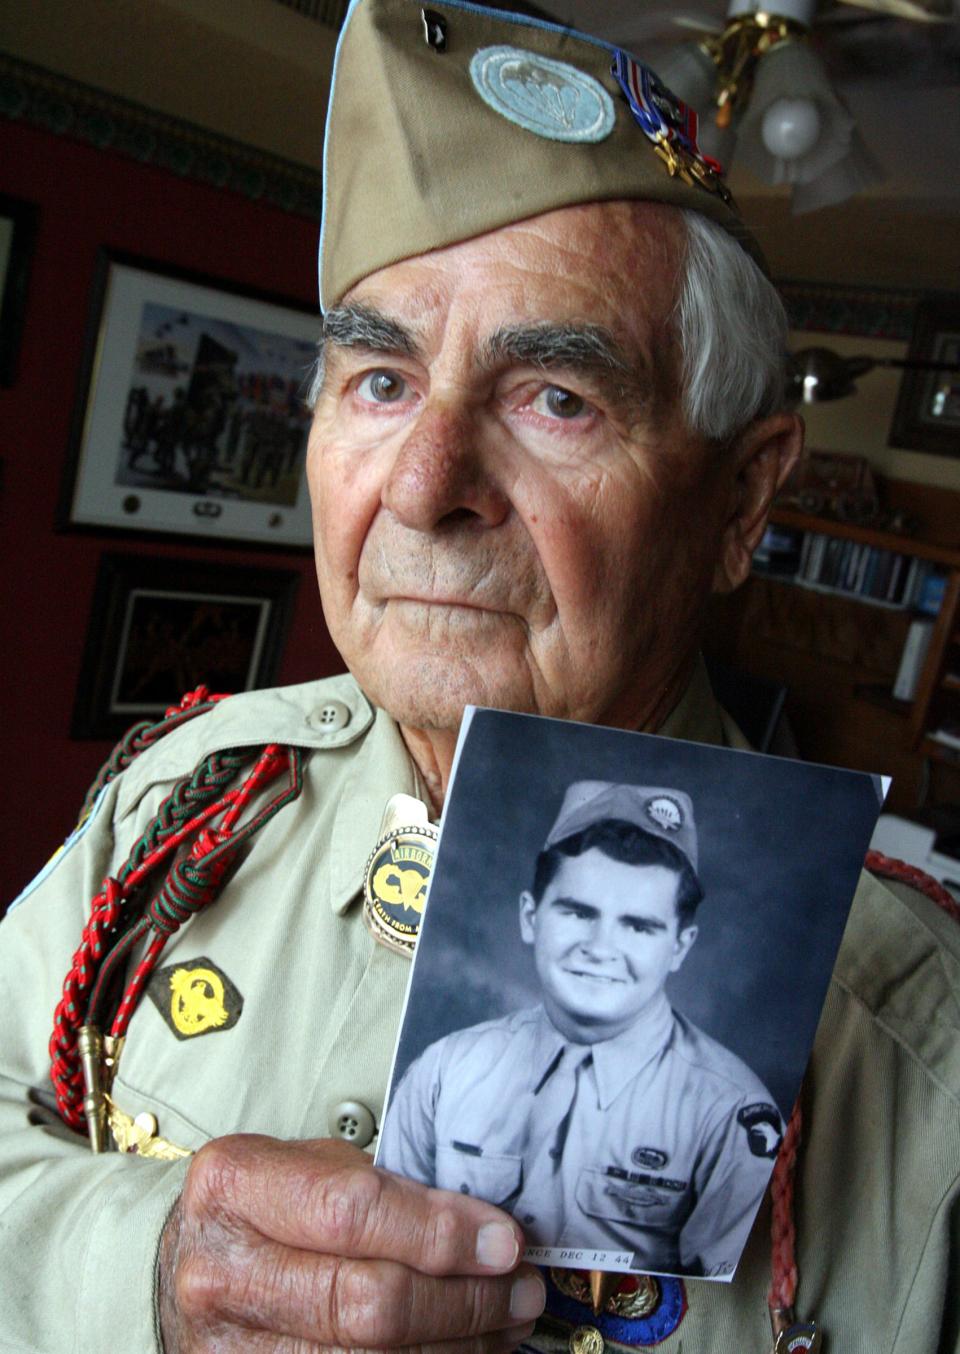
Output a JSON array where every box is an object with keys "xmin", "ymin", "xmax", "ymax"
[{"xmin": 563, "ymin": 968, "xmax": 627, "ymax": 985}]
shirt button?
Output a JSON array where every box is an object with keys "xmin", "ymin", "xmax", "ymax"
[
  {"xmin": 460, "ymin": 1183, "xmax": 470, "ymax": 1194},
  {"xmin": 522, "ymin": 1214, "xmax": 536, "ymax": 1225},
  {"xmin": 329, "ymin": 1100, "xmax": 376, "ymax": 1148},
  {"xmin": 309, "ymin": 700, "xmax": 351, "ymax": 732}
]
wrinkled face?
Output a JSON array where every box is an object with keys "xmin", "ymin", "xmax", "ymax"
[
  {"xmin": 308, "ymin": 201, "xmax": 735, "ymax": 734},
  {"xmin": 519, "ymin": 848, "xmax": 698, "ymax": 1041}
]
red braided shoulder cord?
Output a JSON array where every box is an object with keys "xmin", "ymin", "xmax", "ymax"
[
  {"xmin": 766, "ymin": 848, "xmax": 960, "ymax": 1338},
  {"xmin": 49, "ymin": 687, "xmax": 303, "ymax": 1135}
]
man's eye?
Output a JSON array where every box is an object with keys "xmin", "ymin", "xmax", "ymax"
[
  {"xmin": 356, "ymin": 370, "xmax": 409, "ymax": 404},
  {"xmin": 532, "ymin": 385, "xmax": 587, "ymax": 420}
]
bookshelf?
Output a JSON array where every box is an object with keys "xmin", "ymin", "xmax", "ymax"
[{"xmin": 703, "ymin": 478, "xmax": 960, "ymax": 813}]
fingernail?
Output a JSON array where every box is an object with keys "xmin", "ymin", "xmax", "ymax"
[
  {"xmin": 510, "ymin": 1274, "xmax": 546, "ymax": 1321},
  {"xmin": 476, "ymin": 1221, "xmax": 520, "ymax": 1269}
]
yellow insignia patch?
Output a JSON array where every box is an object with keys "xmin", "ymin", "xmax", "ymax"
[{"xmin": 147, "ymin": 957, "xmax": 243, "ymax": 1040}]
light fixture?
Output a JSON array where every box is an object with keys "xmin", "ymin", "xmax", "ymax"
[
  {"xmin": 787, "ymin": 347, "xmax": 960, "ymax": 403},
  {"xmin": 649, "ymin": 1, "xmax": 884, "ymax": 211}
]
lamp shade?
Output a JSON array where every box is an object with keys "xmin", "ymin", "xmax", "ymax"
[
  {"xmin": 736, "ymin": 40, "xmax": 854, "ymax": 185},
  {"xmin": 791, "ymin": 127, "xmax": 885, "ymax": 213}
]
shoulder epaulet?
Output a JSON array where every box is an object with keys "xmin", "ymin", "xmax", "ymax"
[
  {"xmin": 77, "ymin": 685, "xmax": 229, "ymax": 824},
  {"xmin": 865, "ymin": 847, "xmax": 960, "ymax": 926}
]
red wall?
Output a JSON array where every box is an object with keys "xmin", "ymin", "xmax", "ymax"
[{"xmin": 1, "ymin": 118, "xmax": 343, "ymax": 905}]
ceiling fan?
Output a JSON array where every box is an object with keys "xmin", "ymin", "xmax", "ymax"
[{"xmin": 541, "ymin": 0, "xmax": 960, "ymax": 211}]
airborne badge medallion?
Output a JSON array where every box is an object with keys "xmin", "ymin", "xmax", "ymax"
[{"xmin": 363, "ymin": 793, "xmax": 437, "ymax": 956}]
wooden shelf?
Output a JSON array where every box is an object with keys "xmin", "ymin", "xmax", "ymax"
[
  {"xmin": 769, "ymin": 507, "xmax": 960, "ymax": 570},
  {"xmin": 921, "ymin": 738, "xmax": 960, "ymax": 767},
  {"xmin": 705, "ymin": 480, "xmax": 960, "ymax": 811}
]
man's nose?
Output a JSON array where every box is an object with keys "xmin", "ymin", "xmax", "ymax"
[
  {"xmin": 579, "ymin": 919, "xmax": 619, "ymax": 962},
  {"xmin": 380, "ymin": 402, "xmax": 510, "ymax": 532}
]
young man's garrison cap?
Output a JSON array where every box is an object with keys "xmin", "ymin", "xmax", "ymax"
[
  {"xmin": 319, "ymin": 0, "xmax": 765, "ymax": 309},
  {"xmin": 546, "ymin": 781, "xmax": 700, "ymax": 878}
]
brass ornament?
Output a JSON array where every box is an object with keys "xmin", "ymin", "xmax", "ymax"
[
  {"xmin": 652, "ymin": 132, "xmax": 733, "ymax": 205},
  {"xmin": 570, "ymin": 1326, "xmax": 605, "ymax": 1354},
  {"xmin": 550, "ymin": 1270, "xmax": 661, "ymax": 1319},
  {"xmin": 106, "ymin": 1096, "xmax": 192, "ymax": 1160}
]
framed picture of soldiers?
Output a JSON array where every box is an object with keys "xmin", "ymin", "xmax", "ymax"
[
  {"xmin": 60, "ymin": 252, "xmax": 319, "ymax": 547},
  {"xmin": 71, "ymin": 553, "xmax": 299, "ymax": 738}
]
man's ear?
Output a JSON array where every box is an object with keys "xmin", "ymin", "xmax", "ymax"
[
  {"xmin": 713, "ymin": 412, "xmax": 804, "ymax": 595},
  {"xmin": 669, "ymin": 924, "xmax": 698, "ymax": 974},
  {"xmin": 519, "ymin": 890, "xmax": 537, "ymax": 945}
]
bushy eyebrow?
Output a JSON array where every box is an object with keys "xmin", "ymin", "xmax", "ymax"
[
  {"xmin": 483, "ymin": 323, "xmax": 648, "ymax": 411},
  {"xmin": 311, "ymin": 308, "xmax": 648, "ymax": 414},
  {"xmin": 321, "ymin": 303, "xmax": 422, "ymax": 359},
  {"xmin": 308, "ymin": 304, "xmax": 422, "ymax": 404}
]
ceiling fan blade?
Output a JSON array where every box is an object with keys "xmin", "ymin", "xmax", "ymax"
[{"xmin": 832, "ymin": 0, "xmax": 953, "ymax": 22}]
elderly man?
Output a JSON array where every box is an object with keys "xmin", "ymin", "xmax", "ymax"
[
  {"xmin": 1, "ymin": 2, "xmax": 957, "ymax": 1352},
  {"xmin": 379, "ymin": 782, "xmax": 783, "ymax": 1279}
]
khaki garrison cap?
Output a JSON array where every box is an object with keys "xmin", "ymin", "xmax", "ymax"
[
  {"xmin": 319, "ymin": 0, "xmax": 765, "ymax": 309},
  {"xmin": 546, "ymin": 780, "xmax": 699, "ymax": 876}
]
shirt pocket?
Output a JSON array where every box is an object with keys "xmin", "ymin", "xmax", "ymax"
[
  {"xmin": 575, "ymin": 1168, "xmax": 689, "ymax": 1232},
  {"xmin": 435, "ymin": 1145, "xmax": 522, "ymax": 1205}
]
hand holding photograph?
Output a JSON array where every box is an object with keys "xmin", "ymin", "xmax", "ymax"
[{"xmin": 376, "ymin": 708, "xmax": 887, "ymax": 1282}]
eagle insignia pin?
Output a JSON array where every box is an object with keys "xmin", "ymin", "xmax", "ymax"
[{"xmin": 147, "ymin": 957, "xmax": 243, "ymax": 1040}]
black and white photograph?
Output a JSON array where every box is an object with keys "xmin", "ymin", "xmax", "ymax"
[
  {"xmin": 377, "ymin": 708, "xmax": 886, "ymax": 1282},
  {"xmin": 61, "ymin": 254, "xmax": 319, "ymax": 545}
]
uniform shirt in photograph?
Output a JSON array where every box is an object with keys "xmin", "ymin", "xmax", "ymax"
[{"xmin": 377, "ymin": 995, "xmax": 782, "ymax": 1277}]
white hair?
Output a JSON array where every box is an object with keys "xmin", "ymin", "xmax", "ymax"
[
  {"xmin": 307, "ymin": 207, "xmax": 788, "ymax": 443},
  {"xmin": 676, "ymin": 209, "xmax": 788, "ymax": 443}
]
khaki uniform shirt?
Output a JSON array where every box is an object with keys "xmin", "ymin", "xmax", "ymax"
[
  {"xmin": 1, "ymin": 662, "xmax": 958, "ymax": 1353},
  {"xmin": 377, "ymin": 999, "xmax": 780, "ymax": 1277}
]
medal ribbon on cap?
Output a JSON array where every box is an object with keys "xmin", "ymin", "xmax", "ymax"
[{"xmin": 610, "ymin": 50, "xmax": 730, "ymax": 202}]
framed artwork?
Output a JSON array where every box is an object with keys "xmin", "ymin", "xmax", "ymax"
[
  {"xmin": 889, "ymin": 296, "xmax": 960, "ymax": 458},
  {"xmin": 60, "ymin": 252, "xmax": 320, "ymax": 547},
  {"xmin": 0, "ymin": 193, "xmax": 38, "ymax": 386},
  {"xmin": 72, "ymin": 553, "xmax": 299, "ymax": 738}
]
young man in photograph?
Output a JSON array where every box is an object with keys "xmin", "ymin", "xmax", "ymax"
[{"xmin": 378, "ymin": 781, "xmax": 783, "ymax": 1278}]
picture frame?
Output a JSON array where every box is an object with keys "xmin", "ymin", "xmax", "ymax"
[
  {"xmin": 72, "ymin": 553, "xmax": 299, "ymax": 738},
  {"xmin": 0, "ymin": 193, "xmax": 38, "ymax": 386},
  {"xmin": 889, "ymin": 295, "xmax": 960, "ymax": 458},
  {"xmin": 60, "ymin": 251, "xmax": 320, "ymax": 547}
]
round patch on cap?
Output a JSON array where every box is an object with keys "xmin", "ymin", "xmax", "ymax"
[
  {"xmin": 470, "ymin": 45, "xmax": 615, "ymax": 144},
  {"xmin": 645, "ymin": 795, "xmax": 683, "ymax": 833}
]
